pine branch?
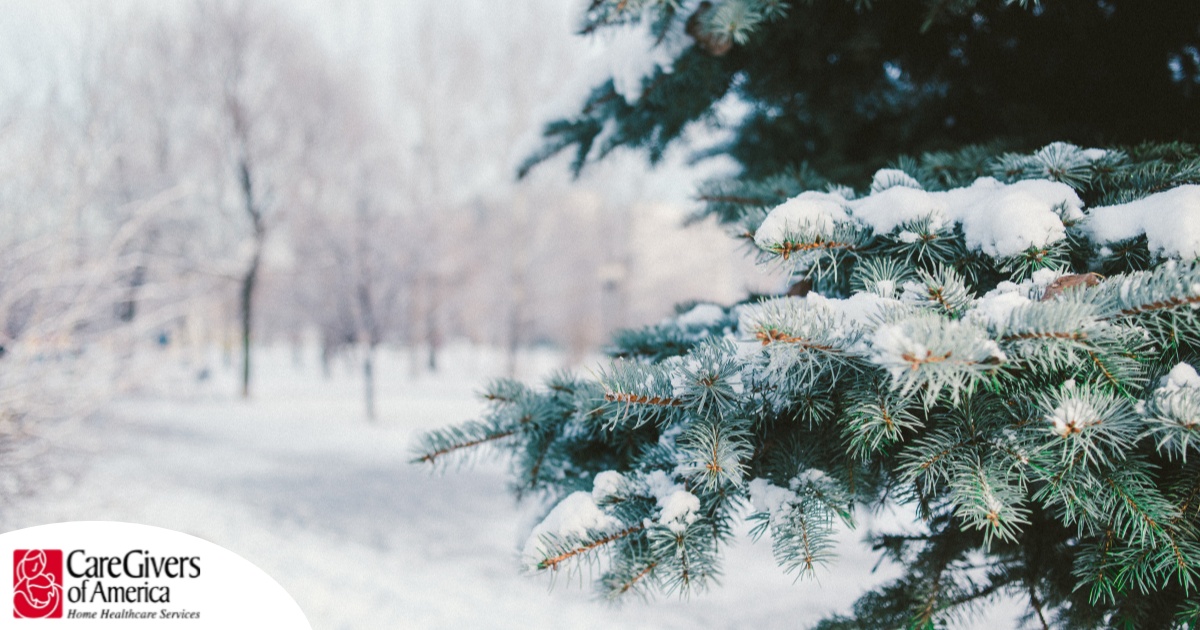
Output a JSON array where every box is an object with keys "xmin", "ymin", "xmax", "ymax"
[
  {"xmin": 1001, "ymin": 331, "xmax": 1086, "ymax": 342},
  {"xmin": 768, "ymin": 237, "xmax": 861, "ymax": 259},
  {"xmin": 617, "ymin": 561, "xmax": 657, "ymax": 595},
  {"xmin": 754, "ymin": 327, "xmax": 841, "ymax": 352},
  {"xmin": 412, "ymin": 428, "xmax": 516, "ymax": 465},
  {"xmin": 1118, "ymin": 294, "xmax": 1200, "ymax": 318},
  {"xmin": 697, "ymin": 193, "xmax": 775, "ymax": 206},
  {"xmin": 915, "ymin": 559, "xmax": 947, "ymax": 628},
  {"xmin": 537, "ymin": 524, "xmax": 646, "ymax": 571},
  {"xmin": 603, "ymin": 391, "xmax": 684, "ymax": 406},
  {"xmin": 1028, "ymin": 585, "xmax": 1050, "ymax": 630}
]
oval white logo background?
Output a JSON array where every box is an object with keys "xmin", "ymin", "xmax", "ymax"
[{"xmin": 0, "ymin": 521, "xmax": 309, "ymax": 628}]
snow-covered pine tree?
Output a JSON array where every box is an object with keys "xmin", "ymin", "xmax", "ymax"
[{"xmin": 416, "ymin": 2, "xmax": 1200, "ymax": 628}]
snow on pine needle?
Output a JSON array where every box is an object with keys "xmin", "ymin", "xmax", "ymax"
[{"xmin": 1143, "ymin": 363, "xmax": 1200, "ymax": 461}]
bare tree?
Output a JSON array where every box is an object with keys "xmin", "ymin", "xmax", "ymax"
[
  {"xmin": 188, "ymin": 0, "xmax": 345, "ymax": 397},
  {"xmin": 290, "ymin": 156, "xmax": 410, "ymax": 420}
]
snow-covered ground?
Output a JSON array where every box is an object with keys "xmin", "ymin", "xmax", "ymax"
[{"xmin": 3, "ymin": 346, "xmax": 1020, "ymax": 629}]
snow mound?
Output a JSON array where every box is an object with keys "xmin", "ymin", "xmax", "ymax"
[
  {"xmin": 965, "ymin": 269, "xmax": 1070, "ymax": 329},
  {"xmin": 852, "ymin": 186, "xmax": 948, "ymax": 234},
  {"xmin": 591, "ymin": 470, "xmax": 626, "ymax": 501},
  {"xmin": 970, "ymin": 289, "xmax": 1032, "ymax": 329},
  {"xmin": 1160, "ymin": 362, "xmax": 1200, "ymax": 392},
  {"xmin": 949, "ymin": 179, "xmax": 1082, "ymax": 258},
  {"xmin": 522, "ymin": 492, "xmax": 621, "ymax": 567},
  {"xmin": 658, "ymin": 491, "xmax": 700, "ymax": 533},
  {"xmin": 747, "ymin": 478, "xmax": 796, "ymax": 516},
  {"xmin": 753, "ymin": 192, "xmax": 851, "ymax": 249},
  {"xmin": 643, "ymin": 470, "xmax": 699, "ymax": 533},
  {"xmin": 675, "ymin": 303, "xmax": 726, "ymax": 328},
  {"xmin": 870, "ymin": 168, "xmax": 923, "ymax": 193},
  {"xmin": 1084, "ymin": 185, "xmax": 1200, "ymax": 259},
  {"xmin": 1048, "ymin": 397, "xmax": 1100, "ymax": 438},
  {"xmin": 756, "ymin": 176, "xmax": 1083, "ymax": 259},
  {"xmin": 867, "ymin": 319, "xmax": 1005, "ymax": 379}
]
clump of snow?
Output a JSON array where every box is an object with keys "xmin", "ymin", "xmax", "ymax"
[
  {"xmin": 1048, "ymin": 398, "xmax": 1100, "ymax": 438},
  {"xmin": 591, "ymin": 471, "xmax": 627, "ymax": 501},
  {"xmin": 794, "ymin": 469, "xmax": 828, "ymax": 485},
  {"xmin": 803, "ymin": 292, "xmax": 899, "ymax": 329},
  {"xmin": 869, "ymin": 168, "xmax": 923, "ymax": 193},
  {"xmin": 851, "ymin": 186, "xmax": 948, "ymax": 235},
  {"xmin": 948, "ymin": 180, "xmax": 1082, "ymax": 259},
  {"xmin": 675, "ymin": 303, "xmax": 726, "ymax": 328},
  {"xmin": 868, "ymin": 319, "xmax": 1004, "ymax": 379},
  {"xmin": 898, "ymin": 280, "xmax": 929, "ymax": 304},
  {"xmin": 968, "ymin": 282, "xmax": 1033, "ymax": 329},
  {"xmin": 965, "ymin": 270, "xmax": 1063, "ymax": 328},
  {"xmin": 874, "ymin": 279, "xmax": 897, "ymax": 298},
  {"xmin": 831, "ymin": 292, "xmax": 899, "ymax": 327},
  {"xmin": 1160, "ymin": 363, "xmax": 1200, "ymax": 392},
  {"xmin": 657, "ymin": 491, "xmax": 700, "ymax": 533},
  {"xmin": 868, "ymin": 324, "xmax": 930, "ymax": 376},
  {"xmin": 642, "ymin": 470, "xmax": 699, "ymax": 533},
  {"xmin": 753, "ymin": 192, "xmax": 851, "ymax": 250},
  {"xmin": 522, "ymin": 492, "xmax": 621, "ymax": 566},
  {"xmin": 642, "ymin": 470, "xmax": 682, "ymax": 499},
  {"xmin": 1084, "ymin": 185, "xmax": 1200, "ymax": 259},
  {"xmin": 747, "ymin": 478, "xmax": 797, "ymax": 516},
  {"xmin": 757, "ymin": 176, "xmax": 1083, "ymax": 259},
  {"xmin": 1147, "ymin": 363, "xmax": 1200, "ymax": 430},
  {"xmin": 1030, "ymin": 268, "xmax": 1063, "ymax": 288},
  {"xmin": 658, "ymin": 423, "xmax": 685, "ymax": 449}
]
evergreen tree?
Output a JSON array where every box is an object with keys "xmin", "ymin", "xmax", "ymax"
[
  {"xmin": 418, "ymin": 2, "xmax": 1200, "ymax": 628},
  {"xmin": 519, "ymin": 0, "xmax": 1200, "ymax": 184}
]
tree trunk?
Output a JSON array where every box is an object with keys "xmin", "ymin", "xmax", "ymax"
[
  {"xmin": 116, "ymin": 264, "xmax": 146, "ymax": 323},
  {"xmin": 425, "ymin": 275, "xmax": 441, "ymax": 373},
  {"xmin": 320, "ymin": 338, "xmax": 333, "ymax": 380},
  {"xmin": 505, "ymin": 309, "xmax": 520, "ymax": 378},
  {"xmin": 239, "ymin": 243, "xmax": 260, "ymax": 399},
  {"xmin": 362, "ymin": 343, "xmax": 376, "ymax": 421},
  {"xmin": 426, "ymin": 312, "xmax": 440, "ymax": 372},
  {"xmin": 236, "ymin": 156, "xmax": 264, "ymax": 399},
  {"xmin": 405, "ymin": 290, "xmax": 421, "ymax": 378}
]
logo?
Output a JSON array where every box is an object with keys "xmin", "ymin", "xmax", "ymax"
[
  {"xmin": 13, "ymin": 549, "xmax": 63, "ymax": 618},
  {"xmin": 2, "ymin": 523, "xmax": 310, "ymax": 627}
]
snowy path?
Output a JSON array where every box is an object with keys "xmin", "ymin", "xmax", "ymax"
[{"xmin": 3, "ymin": 349, "xmax": 1016, "ymax": 629}]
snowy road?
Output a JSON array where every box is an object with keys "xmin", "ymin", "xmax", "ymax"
[{"xmin": 3, "ymin": 349, "xmax": 1015, "ymax": 629}]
